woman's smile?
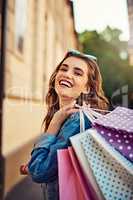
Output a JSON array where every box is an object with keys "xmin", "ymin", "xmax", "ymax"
[{"xmin": 59, "ymin": 79, "xmax": 73, "ymax": 88}]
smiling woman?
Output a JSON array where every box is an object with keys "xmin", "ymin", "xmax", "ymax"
[
  {"xmin": 27, "ymin": 49, "xmax": 109, "ymax": 200},
  {"xmin": 55, "ymin": 56, "xmax": 89, "ymax": 108},
  {"xmin": 42, "ymin": 49, "xmax": 109, "ymax": 131}
]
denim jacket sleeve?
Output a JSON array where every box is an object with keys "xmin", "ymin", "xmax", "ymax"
[{"xmin": 28, "ymin": 112, "xmax": 91, "ymax": 183}]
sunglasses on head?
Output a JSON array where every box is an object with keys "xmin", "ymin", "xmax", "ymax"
[{"xmin": 66, "ymin": 49, "xmax": 97, "ymax": 62}]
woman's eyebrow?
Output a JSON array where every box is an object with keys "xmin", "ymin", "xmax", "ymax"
[
  {"xmin": 61, "ymin": 63, "xmax": 84, "ymax": 73},
  {"xmin": 61, "ymin": 63, "xmax": 69, "ymax": 67}
]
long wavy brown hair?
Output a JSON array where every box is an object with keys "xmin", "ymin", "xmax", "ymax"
[{"xmin": 41, "ymin": 51, "xmax": 109, "ymax": 132}]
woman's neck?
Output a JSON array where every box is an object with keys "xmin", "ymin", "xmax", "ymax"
[{"xmin": 59, "ymin": 96, "xmax": 75, "ymax": 108}]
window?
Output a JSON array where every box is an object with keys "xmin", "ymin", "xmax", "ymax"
[{"xmin": 15, "ymin": 0, "xmax": 27, "ymax": 53}]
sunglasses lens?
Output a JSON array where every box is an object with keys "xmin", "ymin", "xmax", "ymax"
[{"xmin": 68, "ymin": 49, "xmax": 97, "ymax": 62}]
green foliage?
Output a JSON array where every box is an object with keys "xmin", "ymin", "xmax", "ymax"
[{"xmin": 78, "ymin": 26, "xmax": 133, "ymax": 108}]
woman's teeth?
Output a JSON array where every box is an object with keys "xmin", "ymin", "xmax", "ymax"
[{"xmin": 59, "ymin": 80, "xmax": 72, "ymax": 88}]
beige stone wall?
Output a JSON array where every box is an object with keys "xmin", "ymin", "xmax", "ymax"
[
  {"xmin": 3, "ymin": 0, "xmax": 78, "ymax": 194},
  {"xmin": 5, "ymin": 0, "xmax": 44, "ymax": 100}
]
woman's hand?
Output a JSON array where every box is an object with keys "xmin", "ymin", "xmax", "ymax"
[
  {"xmin": 46, "ymin": 101, "xmax": 79, "ymax": 135},
  {"xmin": 20, "ymin": 164, "xmax": 29, "ymax": 175}
]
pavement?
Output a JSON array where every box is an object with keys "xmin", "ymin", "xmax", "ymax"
[{"xmin": 4, "ymin": 176, "xmax": 44, "ymax": 200}]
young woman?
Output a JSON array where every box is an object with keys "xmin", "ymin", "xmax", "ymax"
[{"xmin": 27, "ymin": 49, "xmax": 109, "ymax": 200}]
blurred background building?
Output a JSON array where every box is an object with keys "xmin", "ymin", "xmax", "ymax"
[
  {"xmin": 127, "ymin": 0, "xmax": 133, "ymax": 65},
  {"xmin": 0, "ymin": 0, "xmax": 133, "ymax": 200},
  {"xmin": 0, "ymin": 0, "xmax": 78, "ymax": 199}
]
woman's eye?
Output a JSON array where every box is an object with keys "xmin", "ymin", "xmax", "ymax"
[
  {"xmin": 74, "ymin": 71, "xmax": 82, "ymax": 76},
  {"xmin": 60, "ymin": 67, "xmax": 67, "ymax": 71}
]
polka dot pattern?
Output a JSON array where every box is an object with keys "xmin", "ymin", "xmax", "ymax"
[
  {"xmin": 93, "ymin": 107, "xmax": 133, "ymax": 163},
  {"xmin": 80, "ymin": 132, "xmax": 133, "ymax": 200},
  {"xmin": 94, "ymin": 106, "xmax": 133, "ymax": 133},
  {"xmin": 94, "ymin": 125, "xmax": 133, "ymax": 163}
]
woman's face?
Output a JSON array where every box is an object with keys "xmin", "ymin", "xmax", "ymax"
[{"xmin": 55, "ymin": 56, "xmax": 89, "ymax": 101}]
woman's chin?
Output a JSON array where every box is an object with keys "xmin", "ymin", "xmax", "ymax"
[
  {"xmin": 56, "ymin": 88, "xmax": 78, "ymax": 100},
  {"xmin": 61, "ymin": 95, "xmax": 74, "ymax": 100},
  {"xmin": 58, "ymin": 93, "xmax": 75, "ymax": 101}
]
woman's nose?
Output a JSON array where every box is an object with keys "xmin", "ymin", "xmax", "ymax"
[{"xmin": 63, "ymin": 70, "xmax": 73, "ymax": 79}]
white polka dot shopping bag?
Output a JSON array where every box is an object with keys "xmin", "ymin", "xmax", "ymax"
[
  {"xmin": 70, "ymin": 131, "xmax": 104, "ymax": 200},
  {"xmin": 93, "ymin": 106, "xmax": 133, "ymax": 162},
  {"xmin": 80, "ymin": 128, "xmax": 133, "ymax": 200}
]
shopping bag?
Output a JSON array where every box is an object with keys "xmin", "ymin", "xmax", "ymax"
[
  {"xmin": 94, "ymin": 124, "xmax": 133, "ymax": 162},
  {"xmin": 70, "ymin": 109, "xmax": 105, "ymax": 200},
  {"xmin": 80, "ymin": 128, "xmax": 133, "ymax": 200},
  {"xmin": 57, "ymin": 148, "xmax": 87, "ymax": 200},
  {"xmin": 93, "ymin": 106, "xmax": 133, "ymax": 162},
  {"xmin": 68, "ymin": 147, "xmax": 93, "ymax": 200},
  {"xmin": 94, "ymin": 106, "xmax": 133, "ymax": 133},
  {"xmin": 70, "ymin": 132, "xmax": 105, "ymax": 200}
]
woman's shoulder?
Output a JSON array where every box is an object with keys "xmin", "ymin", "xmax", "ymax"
[
  {"xmin": 70, "ymin": 111, "xmax": 80, "ymax": 120},
  {"xmin": 57, "ymin": 112, "xmax": 79, "ymax": 134},
  {"xmin": 69, "ymin": 111, "xmax": 91, "ymax": 124},
  {"xmin": 65, "ymin": 111, "xmax": 80, "ymax": 125},
  {"xmin": 59, "ymin": 111, "xmax": 91, "ymax": 135}
]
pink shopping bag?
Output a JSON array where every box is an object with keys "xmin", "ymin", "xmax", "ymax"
[
  {"xmin": 68, "ymin": 147, "xmax": 96, "ymax": 200},
  {"xmin": 57, "ymin": 148, "xmax": 90, "ymax": 200}
]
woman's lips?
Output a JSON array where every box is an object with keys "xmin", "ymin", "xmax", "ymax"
[{"xmin": 59, "ymin": 79, "xmax": 73, "ymax": 88}]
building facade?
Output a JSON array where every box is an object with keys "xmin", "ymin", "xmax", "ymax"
[
  {"xmin": 0, "ymin": 0, "xmax": 79, "ymax": 199},
  {"xmin": 127, "ymin": 0, "xmax": 133, "ymax": 65}
]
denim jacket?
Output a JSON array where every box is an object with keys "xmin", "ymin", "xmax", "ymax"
[{"xmin": 28, "ymin": 111, "xmax": 91, "ymax": 184}]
